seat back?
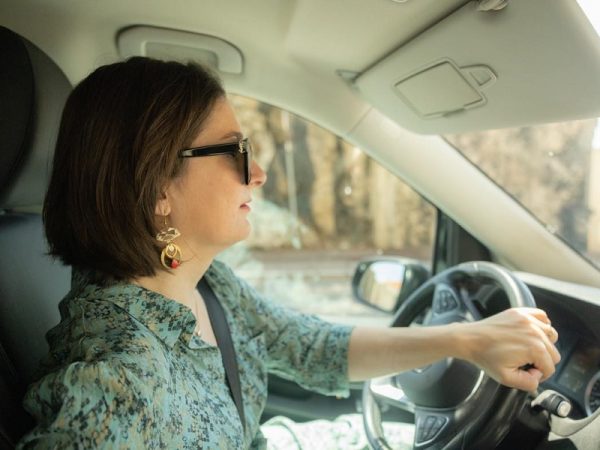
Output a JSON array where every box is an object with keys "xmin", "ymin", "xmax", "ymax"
[{"xmin": 0, "ymin": 26, "xmax": 71, "ymax": 448}]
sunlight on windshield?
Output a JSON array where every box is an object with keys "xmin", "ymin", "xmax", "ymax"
[{"xmin": 446, "ymin": 118, "xmax": 600, "ymax": 270}]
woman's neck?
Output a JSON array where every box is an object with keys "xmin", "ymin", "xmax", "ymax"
[{"xmin": 131, "ymin": 252, "xmax": 213, "ymax": 308}]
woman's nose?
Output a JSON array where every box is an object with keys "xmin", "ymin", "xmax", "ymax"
[{"xmin": 250, "ymin": 160, "xmax": 267, "ymax": 188}]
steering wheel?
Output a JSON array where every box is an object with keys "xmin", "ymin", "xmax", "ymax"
[{"xmin": 362, "ymin": 261, "xmax": 536, "ymax": 449}]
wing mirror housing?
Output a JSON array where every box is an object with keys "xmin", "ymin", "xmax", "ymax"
[{"xmin": 352, "ymin": 258, "xmax": 430, "ymax": 313}]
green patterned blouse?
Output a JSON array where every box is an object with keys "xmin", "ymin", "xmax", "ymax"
[{"xmin": 17, "ymin": 261, "xmax": 354, "ymax": 449}]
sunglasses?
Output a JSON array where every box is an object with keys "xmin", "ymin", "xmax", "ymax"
[{"xmin": 179, "ymin": 138, "xmax": 252, "ymax": 184}]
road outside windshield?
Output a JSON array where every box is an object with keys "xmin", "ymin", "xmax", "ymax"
[{"xmin": 445, "ymin": 118, "xmax": 600, "ymax": 270}]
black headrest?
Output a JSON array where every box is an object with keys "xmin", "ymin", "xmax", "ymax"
[{"xmin": 0, "ymin": 26, "xmax": 71, "ymax": 210}]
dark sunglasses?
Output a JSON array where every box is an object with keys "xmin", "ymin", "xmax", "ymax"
[{"xmin": 179, "ymin": 138, "xmax": 252, "ymax": 184}]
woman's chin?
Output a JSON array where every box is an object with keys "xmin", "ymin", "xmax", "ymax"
[
  {"xmin": 227, "ymin": 222, "xmax": 252, "ymax": 246},
  {"xmin": 239, "ymin": 222, "xmax": 252, "ymax": 241}
]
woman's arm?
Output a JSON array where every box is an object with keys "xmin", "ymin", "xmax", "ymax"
[{"xmin": 348, "ymin": 307, "xmax": 560, "ymax": 392}]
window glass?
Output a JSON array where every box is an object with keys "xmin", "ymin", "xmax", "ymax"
[
  {"xmin": 219, "ymin": 95, "xmax": 436, "ymax": 326},
  {"xmin": 445, "ymin": 119, "xmax": 600, "ymax": 269}
]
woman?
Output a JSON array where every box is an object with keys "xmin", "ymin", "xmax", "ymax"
[{"xmin": 17, "ymin": 57, "xmax": 560, "ymax": 449}]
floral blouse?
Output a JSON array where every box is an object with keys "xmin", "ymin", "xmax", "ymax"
[{"xmin": 17, "ymin": 261, "xmax": 354, "ymax": 449}]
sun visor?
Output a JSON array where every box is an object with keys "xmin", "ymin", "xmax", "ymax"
[{"xmin": 354, "ymin": 0, "xmax": 600, "ymax": 134}]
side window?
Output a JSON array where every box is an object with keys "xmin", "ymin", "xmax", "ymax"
[{"xmin": 219, "ymin": 95, "xmax": 436, "ymax": 326}]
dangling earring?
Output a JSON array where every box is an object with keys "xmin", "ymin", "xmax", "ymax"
[{"xmin": 156, "ymin": 216, "xmax": 183, "ymax": 269}]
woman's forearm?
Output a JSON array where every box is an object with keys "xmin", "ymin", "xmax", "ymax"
[
  {"xmin": 346, "ymin": 308, "xmax": 561, "ymax": 392},
  {"xmin": 347, "ymin": 324, "xmax": 464, "ymax": 382}
]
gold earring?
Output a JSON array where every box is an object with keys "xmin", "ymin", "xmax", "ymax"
[{"xmin": 156, "ymin": 217, "xmax": 182, "ymax": 269}]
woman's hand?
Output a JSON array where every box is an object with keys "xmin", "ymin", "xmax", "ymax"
[{"xmin": 457, "ymin": 307, "xmax": 561, "ymax": 392}]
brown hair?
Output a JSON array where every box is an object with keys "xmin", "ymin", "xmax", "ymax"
[{"xmin": 43, "ymin": 57, "xmax": 225, "ymax": 280}]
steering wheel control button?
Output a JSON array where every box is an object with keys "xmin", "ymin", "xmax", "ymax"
[
  {"xmin": 416, "ymin": 414, "xmax": 448, "ymax": 446},
  {"xmin": 433, "ymin": 288, "xmax": 459, "ymax": 314}
]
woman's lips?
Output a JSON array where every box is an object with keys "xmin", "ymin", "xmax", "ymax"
[{"xmin": 240, "ymin": 200, "xmax": 251, "ymax": 211}]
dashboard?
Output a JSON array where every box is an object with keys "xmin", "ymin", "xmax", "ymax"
[{"xmin": 547, "ymin": 331, "xmax": 600, "ymax": 418}]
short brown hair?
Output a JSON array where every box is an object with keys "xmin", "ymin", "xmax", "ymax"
[{"xmin": 43, "ymin": 57, "xmax": 225, "ymax": 280}]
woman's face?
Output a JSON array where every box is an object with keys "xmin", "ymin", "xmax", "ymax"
[{"xmin": 162, "ymin": 97, "xmax": 266, "ymax": 254}]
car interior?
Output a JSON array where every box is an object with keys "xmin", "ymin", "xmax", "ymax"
[{"xmin": 1, "ymin": 0, "xmax": 600, "ymax": 448}]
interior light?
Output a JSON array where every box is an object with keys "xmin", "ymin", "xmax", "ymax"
[{"xmin": 576, "ymin": 0, "xmax": 600, "ymax": 37}]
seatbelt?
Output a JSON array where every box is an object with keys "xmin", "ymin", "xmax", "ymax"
[{"xmin": 197, "ymin": 278, "xmax": 246, "ymax": 432}]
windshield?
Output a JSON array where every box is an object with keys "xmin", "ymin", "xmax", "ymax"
[{"xmin": 445, "ymin": 118, "xmax": 600, "ymax": 269}]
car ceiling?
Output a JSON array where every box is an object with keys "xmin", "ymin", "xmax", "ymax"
[{"xmin": 3, "ymin": 0, "xmax": 598, "ymax": 136}]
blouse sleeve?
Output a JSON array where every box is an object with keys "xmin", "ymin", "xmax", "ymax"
[
  {"xmin": 210, "ymin": 261, "xmax": 355, "ymax": 399},
  {"xmin": 17, "ymin": 361, "xmax": 163, "ymax": 449}
]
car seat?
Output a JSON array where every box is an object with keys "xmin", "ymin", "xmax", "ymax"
[{"xmin": 0, "ymin": 25, "xmax": 71, "ymax": 448}]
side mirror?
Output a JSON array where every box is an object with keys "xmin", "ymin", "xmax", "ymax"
[{"xmin": 352, "ymin": 259, "xmax": 429, "ymax": 313}]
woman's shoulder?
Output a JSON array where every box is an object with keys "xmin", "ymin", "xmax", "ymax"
[{"xmin": 40, "ymin": 282, "xmax": 172, "ymax": 378}]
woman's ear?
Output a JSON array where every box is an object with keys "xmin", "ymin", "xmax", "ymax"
[{"xmin": 155, "ymin": 190, "xmax": 171, "ymax": 217}]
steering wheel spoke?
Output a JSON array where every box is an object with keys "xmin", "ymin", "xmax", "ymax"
[
  {"xmin": 425, "ymin": 283, "xmax": 474, "ymax": 326},
  {"xmin": 431, "ymin": 284, "xmax": 461, "ymax": 316}
]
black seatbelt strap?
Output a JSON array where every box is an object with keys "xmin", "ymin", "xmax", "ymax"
[{"xmin": 198, "ymin": 278, "xmax": 246, "ymax": 431}]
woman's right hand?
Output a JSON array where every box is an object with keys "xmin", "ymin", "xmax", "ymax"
[{"xmin": 457, "ymin": 307, "xmax": 561, "ymax": 392}]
